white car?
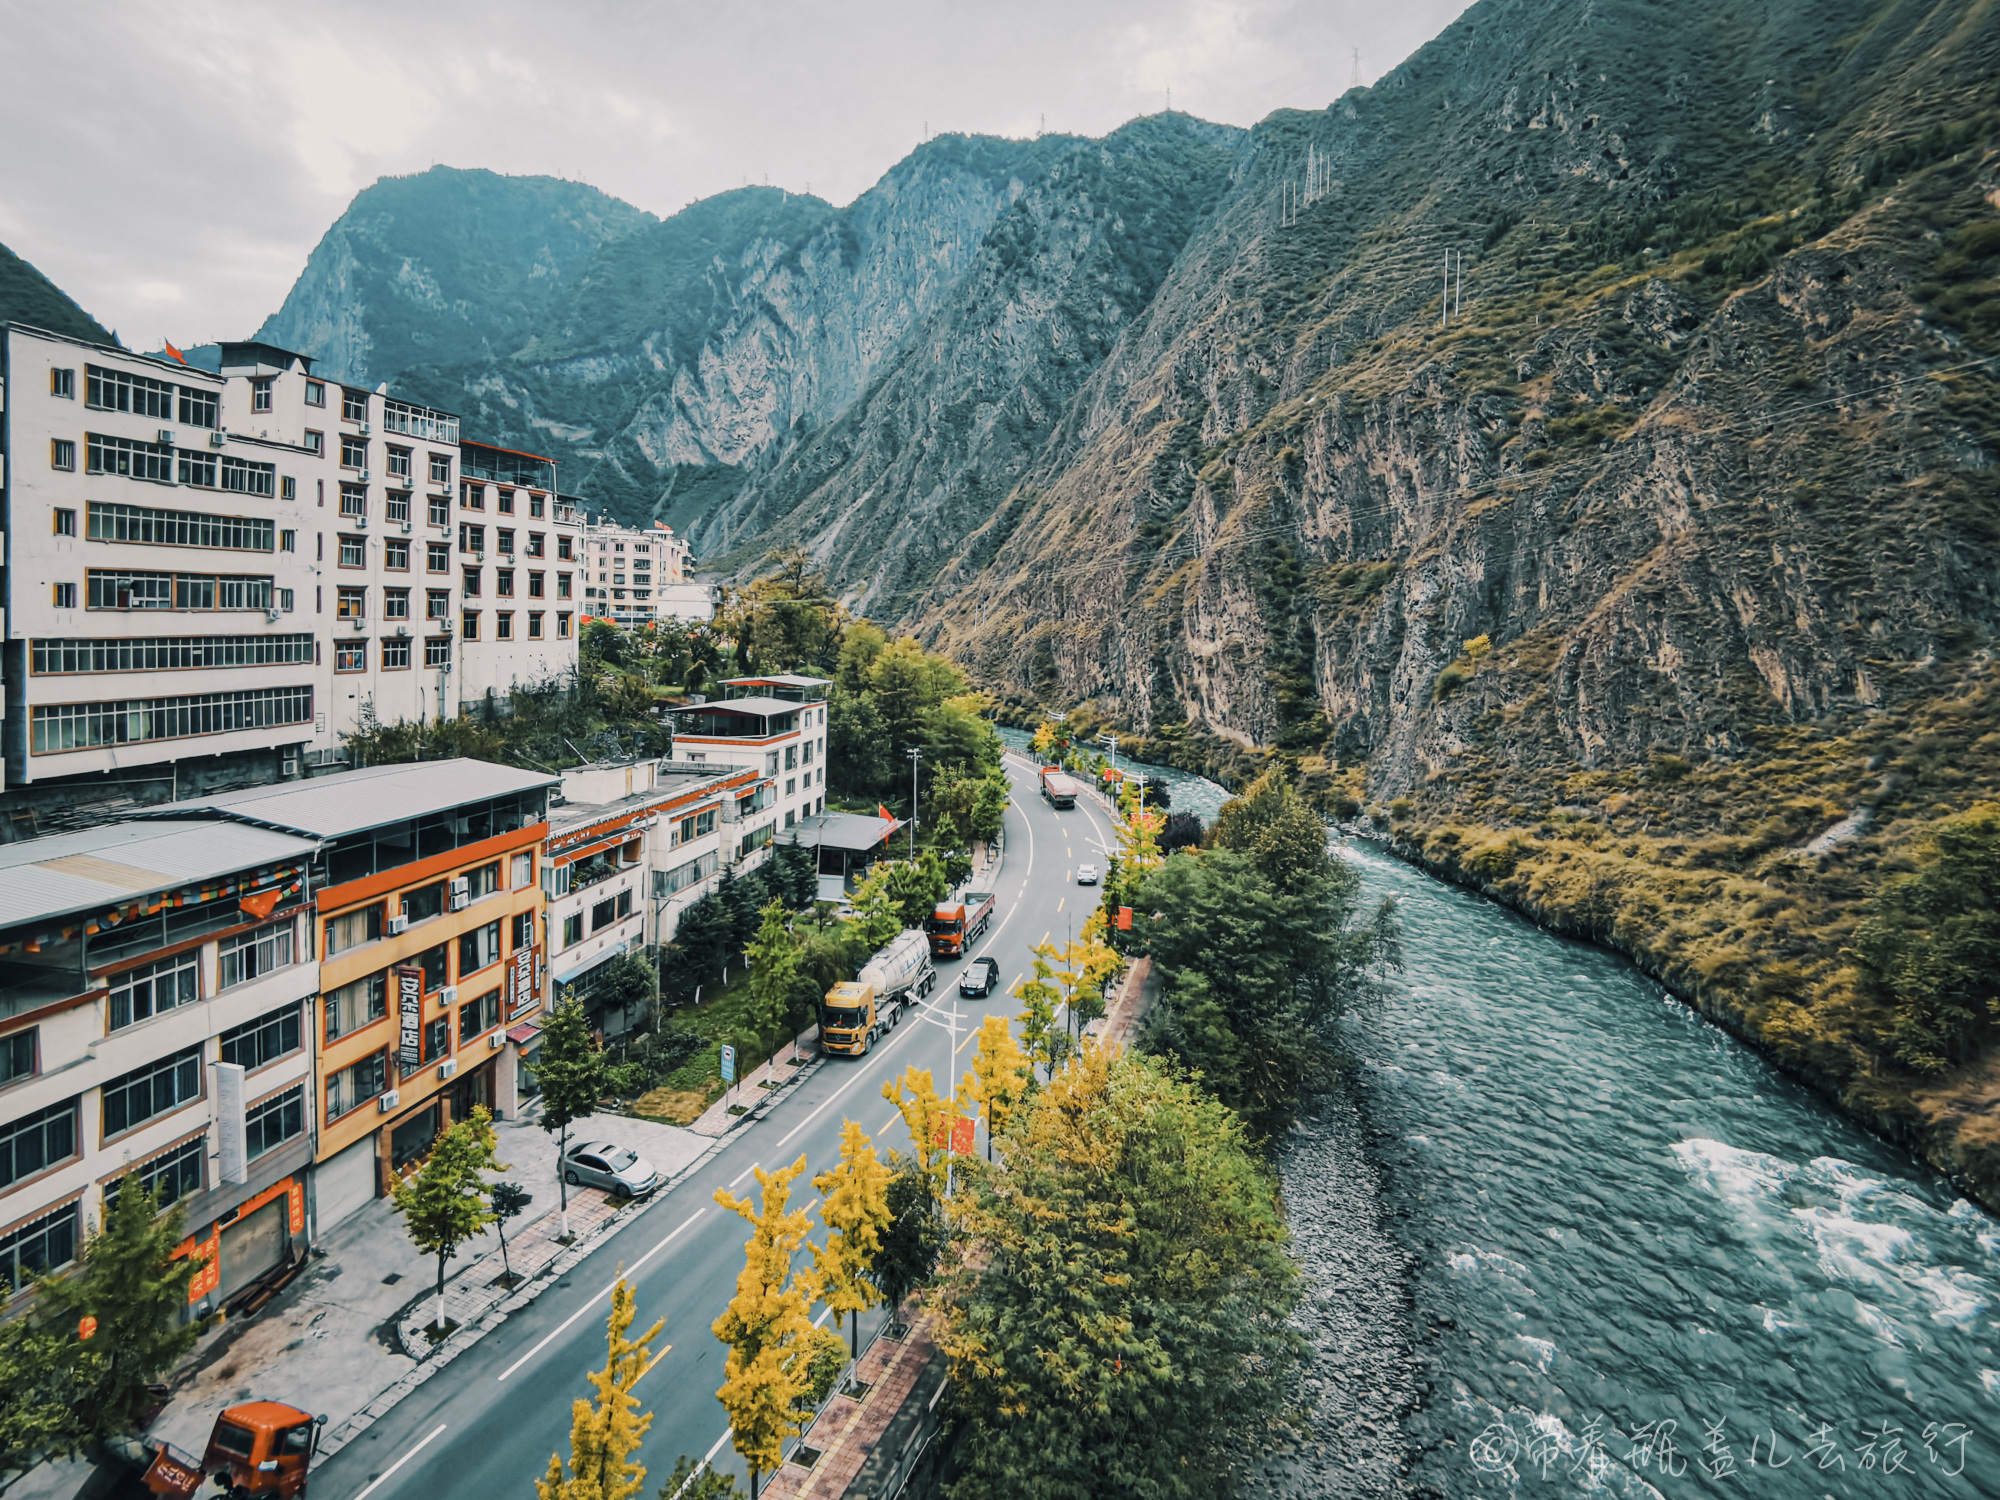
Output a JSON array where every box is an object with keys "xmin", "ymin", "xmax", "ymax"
[
  {"xmin": 1076, "ymin": 863, "xmax": 1100, "ymax": 885},
  {"xmin": 562, "ymin": 1142, "xmax": 661, "ymax": 1199}
]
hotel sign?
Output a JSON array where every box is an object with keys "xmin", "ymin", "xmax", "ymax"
[
  {"xmin": 508, "ymin": 944, "xmax": 540, "ymax": 1019},
  {"xmin": 395, "ymin": 965, "xmax": 423, "ymax": 1069}
]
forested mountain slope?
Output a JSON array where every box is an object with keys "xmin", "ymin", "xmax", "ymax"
[{"xmin": 0, "ymin": 240, "xmax": 115, "ymax": 344}]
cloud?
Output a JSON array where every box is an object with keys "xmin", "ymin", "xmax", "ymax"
[{"xmin": 0, "ymin": 0, "xmax": 1472, "ymax": 346}]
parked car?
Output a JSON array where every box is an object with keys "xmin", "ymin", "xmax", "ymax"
[
  {"xmin": 960, "ymin": 956, "xmax": 1001, "ymax": 997},
  {"xmin": 1076, "ymin": 863, "xmax": 1100, "ymax": 885},
  {"xmin": 562, "ymin": 1142, "xmax": 661, "ymax": 1199}
]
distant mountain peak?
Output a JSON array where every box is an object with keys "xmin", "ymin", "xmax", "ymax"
[{"xmin": 0, "ymin": 240, "xmax": 116, "ymax": 346}]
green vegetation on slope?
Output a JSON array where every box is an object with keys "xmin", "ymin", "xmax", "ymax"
[{"xmin": 0, "ymin": 240, "xmax": 115, "ymax": 345}]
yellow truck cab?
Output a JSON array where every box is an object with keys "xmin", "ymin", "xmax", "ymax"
[{"xmin": 820, "ymin": 980, "xmax": 886, "ymax": 1055}]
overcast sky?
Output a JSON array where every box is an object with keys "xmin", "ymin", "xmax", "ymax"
[{"xmin": 0, "ymin": 0, "xmax": 1471, "ymax": 350}]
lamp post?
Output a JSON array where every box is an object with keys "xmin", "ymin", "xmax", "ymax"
[{"xmin": 906, "ymin": 746, "xmax": 922, "ymax": 858}]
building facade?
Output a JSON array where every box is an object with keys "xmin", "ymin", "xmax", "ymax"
[
  {"xmin": 0, "ymin": 817, "xmax": 320, "ymax": 1316},
  {"xmin": 665, "ymin": 675, "xmax": 830, "ymax": 847},
  {"xmin": 455, "ymin": 444, "xmax": 582, "ymax": 719},
  {"xmin": 576, "ymin": 514, "xmax": 706, "ymax": 629},
  {"xmin": 142, "ymin": 760, "xmax": 555, "ymax": 1227}
]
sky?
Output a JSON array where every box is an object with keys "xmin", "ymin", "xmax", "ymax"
[{"xmin": 0, "ymin": 0, "xmax": 1472, "ymax": 350}]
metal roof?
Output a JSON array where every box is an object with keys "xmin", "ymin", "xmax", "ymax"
[
  {"xmin": 789, "ymin": 811, "xmax": 903, "ymax": 853},
  {"xmin": 0, "ymin": 819, "xmax": 320, "ymax": 930},
  {"xmin": 132, "ymin": 759, "xmax": 559, "ymax": 839},
  {"xmin": 666, "ymin": 696, "xmax": 805, "ymax": 719},
  {"xmin": 720, "ymin": 675, "xmax": 831, "ymax": 689}
]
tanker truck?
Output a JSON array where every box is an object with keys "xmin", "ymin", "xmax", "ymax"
[{"xmin": 820, "ymin": 929, "xmax": 937, "ymax": 1056}]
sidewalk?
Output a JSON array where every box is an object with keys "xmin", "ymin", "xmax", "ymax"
[
  {"xmin": 143, "ymin": 1105, "xmax": 709, "ymax": 1468},
  {"xmin": 690, "ymin": 1031, "xmax": 823, "ymax": 1136}
]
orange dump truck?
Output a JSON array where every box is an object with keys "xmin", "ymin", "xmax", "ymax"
[
  {"xmin": 925, "ymin": 891, "xmax": 995, "ymax": 958},
  {"xmin": 136, "ymin": 1401, "xmax": 324, "ymax": 1500},
  {"xmin": 1039, "ymin": 766, "xmax": 1079, "ymax": 808}
]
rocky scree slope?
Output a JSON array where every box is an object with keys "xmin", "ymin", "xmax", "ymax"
[{"xmin": 920, "ymin": 0, "xmax": 2000, "ymax": 1201}]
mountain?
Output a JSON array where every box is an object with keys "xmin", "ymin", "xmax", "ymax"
[
  {"xmin": 0, "ymin": 240, "xmax": 115, "ymax": 344},
  {"xmin": 255, "ymin": 167, "xmax": 655, "ymax": 384}
]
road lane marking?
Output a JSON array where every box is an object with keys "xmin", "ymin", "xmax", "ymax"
[
  {"xmin": 630, "ymin": 1345, "xmax": 674, "ymax": 1388},
  {"xmin": 728, "ymin": 1161, "xmax": 763, "ymax": 1188},
  {"xmin": 351, "ymin": 1422, "xmax": 446, "ymax": 1500},
  {"xmin": 496, "ymin": 1207, "xmax": 710, "ymax": 1381},
  {"xmin": 1057, "ymin": 896, "xmax": 1065, "ymax": 913},
  {"xmin": 667, "ymin": 1429, "xmax": 739, "ymax": 1500}
]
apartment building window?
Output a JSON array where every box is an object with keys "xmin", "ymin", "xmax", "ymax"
[
  {"xmin": 341, "ymin": 435, "xmax": 366, "ymax": 469},
  {"xmin": 526, "ymin": 571, "xmax": 544, "ymax": 598},
  {"xmin": 676, "ymin": 808, "xmax": 718, "ymax": 845},
  {"xmin": 497, "ymin": 489, "xmax": 515, "ymax": 515},
  {"xmin": 219, "ymin": 1002, "xmax": 301, "ymax": 1070},
  {"xmin": 324, "ymin": 902, "xmax": 383, "ymax": 955},
  {"xmin": 1, "ymin": 1029, "xmax": 36, "ymax": 1086},
  {"xmin": 1, "ymin": 1100, "xmax": 77, "ymax": 1190},
  {"xmin": 416, "ymin": 941, "xmax": 449, "ymax": 995},
  {"xmin": 460, "ymin": 523, "xmax": 485, "ymax": 553},
  {"xmin": 219, "ymin": 921, "xmax": 296, "ymax": 990},
  {"xmin": 178, "ymin": 386, "xmax": 219, "ymax": 428},
  {"xmin": 528, "ymin": 612, "xmax": 544, "ymax": 639},
  {"xmin": 558, "ymin": 612, "xmax": 572, "ymax": 638},
  {"xmin": 381, "ymin": 638, "xmax": 410, "ymax": 670},
  {"xmin": 337, "ymin": 586, "xmax": 366, "ymax": 618},
  {"xmin": 341, "ymin": 389, "xmax": 368, "ymax": 422},
  {"xmin": 305, "ymin": 431, "xmax": 324, "ymax": 457},
  {"xmin": 785, "ymin": 745, "xmax": 797, "ymax": 770},
  {"xmin": 86, "ymin": 570, "xmax": 273, "ymax": 611},
  {"xmin": 324, "ymin": 971, "xmax": 386, "ymax": 1040},
  {"xmin": 305, "ymin": 379, "xmax": 325, "ymax": 407},
  {"xmin": 1, "ymin": 1204, "xmax": 78, "ymax": 1293},
  {"xmin": 427, "ymin": 542, "xmax": 450, "ymax": 573},
  {"xmin": 220, "ymin": 456, "xmax": 277, "ymax": 496},
  {"xmin": 496, "ymin": 569, "xmax": 514, "ymax": 597},
  {"xmin": 561, "ymin": 913, "xmax": 582, "ymax": 947},
  {"xmin": 281, "ymin": 529, "xmax": 297, "ymax": 553},
  {"xmin": 334, "ymin": 641, "xmax": 365, "ymax": 673},
  {"xmin": 426, "ymin": 589, "xmax": 451, "ymax": 618},
  {"xmin": 176, "ymin": 450, "xmax": 218, "ymax": 488},
  {"xmin": 326, "ymin": 1052, "xmax": 387, "ymax": 1120},
  {"xmin": 557, "ymin": 574, "xmax": 572, "ymax": 599},
  {"xmin": 461, "ymin": 610, "xmax": 480, "ymax": 640},
  {"xmin": 51, "ymin": 368, "xmax": 75, "ymax": 398},
  {"xmin": 590, "ymin": 889, "xmax": 634, "ymax": 933},
  {"xmin": 31, "ymin": 685, "xmax": 311, "ymax": 755},
  {"xmin": 458, "ymin": 920, "xmax": 501, "ymax": 976},
  {"xmin": 385, "ymin": 540, "xmax": 409, "ymax": 570},
  {"xmin": 89, "ymin": 501, "xmax": 273, "ymax": 551},
  {"xmin": 30, "ymin": 634, "xmax": 314, "ymax": 674},
  {"xmin": 509, "ymin": 910, "xmax": 533, "ymax": 952},
  {"xmin": 245, "ymin": 1085, "xmax": 305, "ymax": 1158},
  {"xmin": 400, "ymin": 880, "xmax": 444, "ymax": 924},
  {"xmin": 526, "ymin": 533, "xmax": 545, "ymax": 558},
  {"xmin": 102, "ymin": 1046, "xmax": 202, "ymax": 1137},
  {"xmin": 338, "ymin": 537, "xmax": 365, "ymax": 568},
  {"xmin": 103, "ymin": 1137, "xmax": 203, "ymax": 1208},
  {"xmin": 512, "ymin": 852, "xmax": 534, "ymax": 888},
  {"xmin": 384, "ymin": 587, "xmax": 410, "ymax": 619},
  {"xmin": 529, "ymin": 493, "xmax": 545, "ymax": 518},
  {"xmin": 658, "ymin": 851, "xmax": 719, "ymax": 895},
  {"xmin": 86, "ymin": 432, "xmax": 172, "ymax": 482},
  {"xmin": 428, "ymin": 493, "xmax": 450, "ymax": 527},
  {"xmin": 386, "ymin": 446, "xmax": 412, "ymax": 481},
  {"xmin": 108, "ymin": 950, "xmax": 199, "ymax": 1029},
  {"xmin": 86, "ymin": 364, "xmax": 173, "ymax": 418},
  {"xmin": 466, "ymin": 861, "xmax": 502, "ymax": 900},
  {"xmin": 458, "ymin": 989, "xmax": 501, "ymax": 1045},
  {"xmin": 421, "ymin": 1015, "xmax": 450, "ymax": 1064},
  {"xmin": 425, "ymin": 637, "xmax": 451, "ymax": 668},
  {"xmin": 461, "ymin": 483, "xmax": 485, "ymax": 510},
  {"xmin": 251, "ymin": 379, "xmax": 273, "ymax": 413},
  {"xmin": 52, "ymin": 508, "xmax": 79, "ymax": 539},
  {"xmin": 386, "ymin": 492, "xmax": 410, "ymax": 524},
  {"xmin": 429, "ymin": 453, "xmax": 450, "ymax": 484},
  {"xmin": 496, "ymin": 612, "xmax": 514, "ymax": 640},
  {"xmin": 557, "ymin": 535, "xmax": 573, "ymax": 561},
  {"xmin": 51, "ymin": 440, "xmax": 75, "ymax": 472},
  {"xmin": 340, "ymin": 484, "xmax": 366, "ymax": 518},
  {"xmin": 497, "ymin": 530, "xmax": 515, "ymax": 557}
]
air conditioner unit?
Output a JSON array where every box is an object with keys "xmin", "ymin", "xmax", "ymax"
[
  {"xmin": 440, "ymin": 662, "xmax": 453, "ymax": 674},
  {"xmin": 265, "ymin": 608, "xmax": 282, "ymax": 623},
  {"xmin": 450, "ymin": 893, "xmax": 468, "ymax": 912},
  {"xmin": 349, "ymin": 617, "xmax": 366, "ymax": 631},
  {"xmin": 158, "ymin": 428, "xmax": 175, "ymax": 445},
  {"xmin": 358, "ymin": 468, "xmax": 371, "ymax": 482},
  {"xmin": 377, "ymin": 1091, "xmax": 400, "ymax": 1113},
  {"xmin": 282, "ymin": 755, "xmax": 300, "ymax": 778},
  {"xmin": 437, "ymin": 1059, "xmax": 458, "ymax": 1080},
  {"xmin": 401, "ymin": 521, "xmax": 413, "ymax": 534},
  {"xmin": 439, "ymin": 985, "xmax": 458, "ymax": 1006},
  {"xmin": 358, "ymin": 422, "xmax": 372, "ymax": 435},
  {"xmin": 387, "ymin": 913, "xmax": 409, "ymax": 935},
  {"xmin": 395, "ymin": 624, "xmax": 409, "ymax": 637},
  {"xmin": 488, "ymin": 1032, "xmax": 506, "ymax": 1050},
  {"xmin": 209, "ymin": 430, "xmax": 226, "ymax": 447},
  {"xmin": 473, "ymin": 550, "xmax": 485, "ymax": 562}
]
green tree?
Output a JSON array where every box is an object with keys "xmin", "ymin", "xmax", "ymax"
[
  {"xmin": 538, "ymin": 998, "xmax": 610, "ymax": 1237},
  {"xmin": 827, "ymin": 688, "xmax": 892, "ymax": 800},
  {"xmin": 658, "ymin": 1457, "xmax": 741, "ymax": 1499},
  {"xmin": 390, "ymin": 1106, "xmax": 503, "ymax": 1334},
  {"xmin": 1209, "ymin": 766, "xmax": 1334, "ymax": 896},
  {"xmin": 537, "ymin": 1277, "xmax": 665, "ymax": 1500},
  {"xmin": 846, "ymin": 866, "xmax": 905, "ymax": 952},
  {"xmin": 33, "ymin": 1172, "xmax": 199, "ymax": 1436},
  {"xmin": 1854, "ymin": 802, "xmax": 2000, "ymax": 1073},
  {"xmin": 940, "ymin": 1045, "xmax": 1301, "ymax": 1500},
  {"xmin": 873, "ymin": 1161, "xmax": 944, "ymax": 1324},
  {"xmin": 878, "ymin": 853, "xmax": 948, "ymax": 929},
  {"xmin": 0, "ymin": 1319, "xmax": 98, "ymax": 1491},
  {"xmin": 745, "ymin": 900, "xmax": 800, "ymax": 1051},
  {"xmin": 1015, "ymin": 952, "xmax": 1072, "ymax": 1081},
  {"xmin": 811, "ymin": 1121, "xmax": 894, "ymax": 1356},
  {"xmin": 491, "ymin": 1182, "xmax": 533, "ymax": 1286},
  {"xmin": 712, "ymin": 1158, "xmax": 817, "ymax": 1500}
]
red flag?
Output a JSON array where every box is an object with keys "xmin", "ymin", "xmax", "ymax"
[
  {"xmin": 952, "ymin": 1115, "xmax": 977, "ymax": 1155},
  {"xmin": 1117, "ymin": 906, "xmax": 1133, "ymax": 931},
  {"xmin": 239, "ymin": 887, "xmax": 282, "ymax": 920},
  {"xmin": 879, "ymin": 804, "xmax": 894, "ymax": 821},
  {"xmin": 162, "ymin": 342, "xmax": 188, "ymax": 366}
]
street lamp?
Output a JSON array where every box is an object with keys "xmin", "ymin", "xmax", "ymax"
[{"xmin": 905, "ymin": 746, "xmax": 922, "ymax": 858}]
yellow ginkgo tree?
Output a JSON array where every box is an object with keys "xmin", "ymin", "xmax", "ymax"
[
  {"xmin": 811, "ymin": 1120, "xmax": 894, "ymax": 1356},
  {"xmin": 881, "ymin": 1065, "xmax": 952, "ymax": 1195},
  {"xmin": 711, "ymin": 1157, "xmax": 817, "ymax": 1499},
  {"xmin": 961, "ymin": 1015, "xmax": 1030, "ymax": 1161},
  {"xmin": 536, "ymin": 1276, "xmax": 664, "ymax": 1500}
]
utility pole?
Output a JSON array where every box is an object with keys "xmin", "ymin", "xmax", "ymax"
[
  {"xmin": 1456, "ymin": 249, "xmax": 1464, "ymax": 319},
  {"xmin": 906, "ymin": 747, "xmax": 922, "ymax": 858},
  {"xmin": 1442, "ymin": 250, "xmax": 1449, "ymax": 328}
]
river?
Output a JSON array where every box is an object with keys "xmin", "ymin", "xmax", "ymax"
[{"xmin": 998, "ymin": 729, "xmax": 1998, "ymax": 1498}]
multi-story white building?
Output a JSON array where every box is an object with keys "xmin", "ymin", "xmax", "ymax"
[
  {"xmin": 454, "ymin": 444, "xmax": 582, "ymax": 717},
  {"xmin": 540, "ymin": 757, "xmax": 759, "ymax": 1036},
  {"xmin": 2, "ymin": 326, "xmax": 321, "ymax": 806},
  {"xmin": 664, "ymin": 674, "xmax": 830, "ymax": 852},
  {"xmin": 576, "ymin": 513, "xmax": 708, "ymax": 629},
  {"xmin": 0, "ymin": 815, "xmax": 320, "ymax": 1315}
]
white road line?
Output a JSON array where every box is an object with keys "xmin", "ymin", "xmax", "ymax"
[
  {"xmin": 667, "ymin": 1429, "xmax": 739, "ymax": 1500},
  {"xmin": 351, "ymin": 1423, "xmax": 446, "ymax": 1500},
  {"xmin": 1057, "ymin": 896, "xmax": 1065, "ymax": 913},
  {"xmin": 496, "ymin": 1207, "xmax": 710, "ymax": 1381},
  {"xmin": 728, "ymin": 1160, "xmax": 762, "ymax": 1188}
]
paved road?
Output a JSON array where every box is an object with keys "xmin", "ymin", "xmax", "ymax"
[{"xmin": 321, "ymin": 753, "xmax": 1116, "ymax": 1500}]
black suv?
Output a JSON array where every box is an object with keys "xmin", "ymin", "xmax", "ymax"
[{"xmin": 959, "ymin": 956, "xmax": 1000, "ymax": 997}]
